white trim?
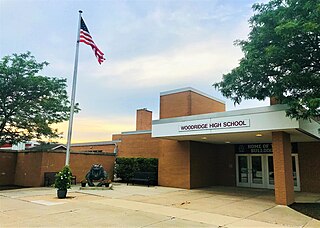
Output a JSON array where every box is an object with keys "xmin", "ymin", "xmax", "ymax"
[
  {"xmin": 153, "ymin": 104, "xmax": 289, "ymax": 124},
  {"xmin": 121, "ymin": 130, "xmax": 151, "ymax": 135},
  {"xmin": 152, "ymin": 105, "xmax": 320, "ymax": 141},
  {"xmin": 71, "ymin": 140, "xmax": 121, "ymax": 147},
  {"xmin": 51, "ymin": 145, "xmax": 67, "ymax": 150}
]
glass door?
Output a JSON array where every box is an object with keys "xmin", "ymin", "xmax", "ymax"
[
  {"xmin": 266, "ymin": 155, "xmax": 275, "ymax": 188},
  {"xmin": 236, "ymin": 155, "xmax": 265, "ymax": 188},
  {"xmin": 236, "ymin": 155, "xmax": 250, "ymax": 187},
  {"xmin": 266, "ymin": 154, "xmax": 300, "ymax": 191},
  {"xmin": 250, "ymin": 155, "xmax": 265, "ymax": 188}
]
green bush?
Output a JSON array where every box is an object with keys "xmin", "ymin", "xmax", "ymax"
[
  {"xmin": 114, "ymin": 157, "xmax": 158, "ymax": 182},
  {"xmin": 54, "ymin": 165, "xmax": 72, "ymax": 190}
]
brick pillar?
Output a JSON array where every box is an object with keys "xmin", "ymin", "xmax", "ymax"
[
  {"xmin": 270, "ymin": 97, "xmax": 279, "ymax": 105},
  {"xmin": 136, "ymin": 108, "xmax": 152, "ymax": 131},
  {"xmin": 272, "ymin": 131, "xmax": 294, "ymax": 205}
]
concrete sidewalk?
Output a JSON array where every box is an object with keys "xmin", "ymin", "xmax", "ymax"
[{"xmin": 1, "ymin": 184, "xmax": 319, "ymax": 227}]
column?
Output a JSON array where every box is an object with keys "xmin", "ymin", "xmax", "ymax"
[{"xmin": 272, "ymin": 131, "xmax": 294, "ymax": 205}]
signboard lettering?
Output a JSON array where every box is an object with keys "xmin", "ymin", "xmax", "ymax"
[
  {"xmin": 236, "ymin": 143, "xmax": 298, "ymax": 154},
  {"xmin": 179, "ymin": 119, "xmax": 250, "ymax": 132}
]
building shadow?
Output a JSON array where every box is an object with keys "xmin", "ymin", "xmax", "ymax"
[{"xmin": 290, "ymin": 203, "xmax": 320, "ymax": 220}]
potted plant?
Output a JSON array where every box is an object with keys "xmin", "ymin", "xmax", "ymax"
[
  {"xmin": 105, "ymin": 179, "xmax": 111, "ymax": 187},
  {"xmin": 54, "ymin": 165, "xmax": 72, "ymax": 199},
  {"xmin": 80, "ymin": 179, "xmax": 87, "ymax": 187}
]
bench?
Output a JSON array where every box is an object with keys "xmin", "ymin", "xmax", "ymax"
[
  {"xmin": 128, "ymin": 172, "xmax": 157, "ymax": 187},
  {"xmin": 44, "ymin": 172, "xmax": 57, "ymax": 187},
  {"xmin": 44, "ymin": 172, "xmax": 76, "ymax": 187}
]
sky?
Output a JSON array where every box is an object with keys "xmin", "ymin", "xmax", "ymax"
[{"xmin": 0, "ymin": 0, "xmax": 270, "ymax": 143}]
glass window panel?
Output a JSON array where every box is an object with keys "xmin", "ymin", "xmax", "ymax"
[
  {"xmin": 268, "ymin": 156, "xmax": 274, "ymax": 185},
  {"xmin": 251, "ymin": 156, "xmax": 263, "ymax": 184},
  {"xmin": 238, "ymin": 156, "xmax": 248, "ymax": 183},
  {"xmin": 292, "ymin": 156, "xmax": 297, "ymax": 186}
]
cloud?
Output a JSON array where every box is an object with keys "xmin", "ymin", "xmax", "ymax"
[
  {"xmin": 51, "ymin": 116, "xmax": 135, "ymax": 143},
  {"xmin": 93, "ymin": 34, "xmax": 243, "ymax": 90}
]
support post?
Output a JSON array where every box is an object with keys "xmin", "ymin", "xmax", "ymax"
[{"xmin": 272, "ymin": 131, "xmax": 294, "ymax": 205}]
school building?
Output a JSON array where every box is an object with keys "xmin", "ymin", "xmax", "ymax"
[
  {"xmin": 112, "ymin": 87, "xmax": 320, "ymax": 206},
  {"xmin": 0, "ymin": 87, "xmax": 319, "ymax": 206}
]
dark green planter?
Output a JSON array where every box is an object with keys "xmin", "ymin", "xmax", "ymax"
[{"xmin": 57, "ymin": 189, "xmax": 67, "ymax": 199}]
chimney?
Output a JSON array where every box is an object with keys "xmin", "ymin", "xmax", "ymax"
[
  {"xmin": 270, "ymin": 96, "xmax": 279, "ymax": 105},
  {"xmin": 136, "ymin": 108, "xmax": 152, "ymax": 131}
]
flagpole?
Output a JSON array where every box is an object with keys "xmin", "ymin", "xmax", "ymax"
[{"xmin": 65, "ymin": 10, "xmax": 82, "ymax": 166}]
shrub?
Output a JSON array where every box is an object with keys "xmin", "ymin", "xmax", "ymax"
[
  {"xmin": 54, "ymin": 165, "xmax": 72, "ymax": 190},
  {"xmin": 114, "ymin": 157, "xmax": 158, "ymax": 182}
]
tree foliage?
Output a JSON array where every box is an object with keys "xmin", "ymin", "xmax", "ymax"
[
  {"xmin": 214, "ymin": 0, "xmax": 320, "ymax": 119},
  {"xmin": 0, "ymin": 52, "xmax": 77, "ymax": 145},
  {"xmin": 114, "ymin": 157, "xmax": 158, "ymax": 182}
]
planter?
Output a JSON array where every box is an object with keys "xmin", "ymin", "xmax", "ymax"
[
  {"xmin": 57, "ymin": 189, "xmax": 67, "ymax": 199},
  {"xmin": 81, "ymin": 182, "xmax": 86, "ymax": 187}
]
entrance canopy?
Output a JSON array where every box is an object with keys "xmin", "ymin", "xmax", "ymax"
[{"xmin": 152, "ymin": 104, "xmax": 320, "ymax": 144}]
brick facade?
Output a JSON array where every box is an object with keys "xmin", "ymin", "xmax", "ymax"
[
  {"xmin": 298, "ymin": 142, "xmax": 320, "ymax": 193},
  {"xmin": 158, "ymin": 140, "xmax": 190, "ymax": 188},
  {"xmin": 1, "ymin": 87, "xmax": 319, "ymax": 208},
  {"xmin": 190, "ymin": 142, "xmax": 236, "ymax": 188},
  {"xmin": 116, "ymin": 133, "xmax": 161, "ymax": 159},
  {"xmin": 136, "ymin": 109, "xmax": 152, "ymax": 131},
  {"xmin": 272, "ymin": 131, "xmax": 295, "ymax": 205},
  {"xmin": 0, "ymin": 151, "xmax": 17, "ymax": 185},
  {"xmin": 71, "ymin": 144, "xmax": 115, "ymax": 153},
  {"xmin": 160, "ymin": 90, "xmax": 225, "ymax": 119},
  {"xmin": 0, "ymin": 150, "xmax": 115, "ymax": 187}
]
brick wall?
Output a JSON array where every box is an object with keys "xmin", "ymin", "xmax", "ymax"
[
  {"xmin": 0, "ymin": 151, "xmax": 17, "ymax": 185},
  {"xmin": 136, "ymin": 109, "xmax": 152, "ymax": 130},
  {"xmin": 4, "ymin": 151, "xmax": 115, "ymax": 187},
  {"xmin": 158, "ymin": 140, "xmax": 190, "ymax": 189},
  {"xmin": 160, "ymin": 91, "xmax": 191, "ymax": 119},
  {"xmin": 189, "ymin": 142, "xmax": 235, "ymax": 188},
  {"xmin": 71, "ymin": 144, "xmax": 115, "ymax": 153},
  {"xmin": 215, "ymin": 144, "xmax": 236, "ymax": 186},
  {"xmin": 298, "ymin": 142, "xmax": 320, "ymax": 193},
  {"xmin": 112, "ymin": 134, "xmax": 122, "ymax": 141},
  {"xmin": 14, "ymin": 152, "xmax": 43, "ymax": 187},
  {"xmin": 190, "ymin": 142, "xmax": 218, "ymax": 188},
  {"xmin": 190, "ymin": 92, "xmax": 225, "ymax": 115},
  {"xmin": 160, "ymin": 90, "xmax": 225, "ymax": 119},
  {"xmin": 116, "ymin": 133, "xmax": 161, "ymax": 159}
]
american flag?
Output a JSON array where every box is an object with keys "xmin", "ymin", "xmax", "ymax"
[{"xmin": 79, "ymin": 17, "xmax": 105, "ymax": 64}]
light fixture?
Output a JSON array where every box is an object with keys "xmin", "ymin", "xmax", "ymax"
[
  {"xmin": 225, "ymin": 141, "xmax": 231, "ymax": 144},
  {"xmin": 256, "ymin": 133, "xmax": 263, "ymax": 137},
  {"xmin": 201, "ymin": 137, "xmax": 207, "ymax": 140}
]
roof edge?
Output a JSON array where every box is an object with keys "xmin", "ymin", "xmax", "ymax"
[{"xmin": 160, "ymin": 87, "xmax": 225, "ymax": 104}]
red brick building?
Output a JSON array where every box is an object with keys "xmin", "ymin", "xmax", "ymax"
[
  {"xmin": 1, "ymin": 87, "xmax": 319, "ymax": 206},
  {"xmin": 114, "ymin": 87, "xmax": 320, "ymax": 205}
]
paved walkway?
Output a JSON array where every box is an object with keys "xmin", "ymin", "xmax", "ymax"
[{"xmin": 1, "ymin": 184, "xmax": 319, "ymax": 227}]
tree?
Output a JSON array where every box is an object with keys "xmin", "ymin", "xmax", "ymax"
[
  {"xmin": 0, "ymin": 52, "xmax": 77, "ymax": 145},
  {"xmin": 214, "ymin": 0, "xmax": 320, "ymax": 119}
]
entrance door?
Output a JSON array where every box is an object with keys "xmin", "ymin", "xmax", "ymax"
[
  {"xmin": 266, "ymin": 154, "xmax": 300, "ymax": 191},
  {"xmin": 250, "ymin": 155, "xmax": 264, "ymax": 188},
  {"xmin": 236, "ymin": 155, "xmax": 264, "ymax": 188},
  {"xmin": 237, "ymin": 155, "xmax": 250, "ymax": 187}
]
